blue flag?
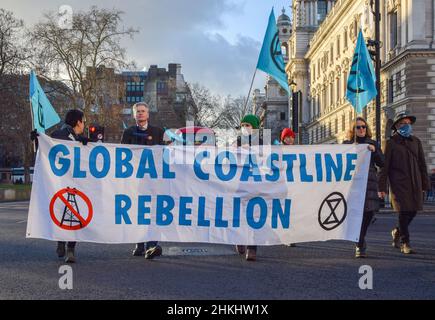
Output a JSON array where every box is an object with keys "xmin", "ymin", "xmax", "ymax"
[
  {"xmin": 29, "ymin": 70, "xmax": 61, "ymax": 133},
  {"xmin": 346, "ymin": 30, "xmax": 377, "ymax": 113},
  {"xmin": 257, "ymin": 9, "xmax": 290, "ymax": 94}
]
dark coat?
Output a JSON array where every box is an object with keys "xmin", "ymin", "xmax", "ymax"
[
  {"xmin": 378, "ymin": 134, "xmax": 430, "ymax": 212},
  {"xmin": 121, "ymin": 125, "xmax": 164, "ymax": 146},
  {"xmin": 343, "ymin": 137, "xmax": 384, "ymax": 212},
  {"xmin": 51, "ymin": 125, "xmax": 82, "ymax": 142}
]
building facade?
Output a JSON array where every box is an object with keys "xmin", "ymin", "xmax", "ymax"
[
  {"xmin": 286, "ymin": 0, "xmax": 435, "ymax": 170},
  {"xmin": 88, "ymin": 63, "xmax": 191, "ymax": 141}
]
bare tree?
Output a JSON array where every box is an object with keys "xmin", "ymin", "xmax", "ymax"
[
  {"xmin": 219, "ymin": 96, "xmax": 252, "ymax": 129},
  {"xmin": 0, "ymin": 9, "xmax": 28, "ymax": 86},
  {"xmin": 29, "ymin": 6, "xmax": 137, "ymax": 123},
  {"xmin": 186, "ymin": 83, "xmax": 224, "ymax": 128}
]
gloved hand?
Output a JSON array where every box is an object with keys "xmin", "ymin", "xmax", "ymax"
[
  {"xmin": 77, "ymin": 136, "xmax": 90, "ymax": 146},
  {"xmin": 30, "ymin": 129, "xmax": 39, "ymax": 142}
]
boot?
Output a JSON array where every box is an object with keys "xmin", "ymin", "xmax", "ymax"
[
  {"xmin": 355, "ymin": 246, "xmax": 366, "ymax": 258},
  {"xmin": 391, "ymin": 228, "xmax": 400, "ymax": 248},
  {"xmin": 56, "ymin": 242, "xmax": 66, "ymax": 258},
  {"xmin": 400, "ymin": 243, "xmax": 414, "ymax": 254},
  {"xmin": 235, "ymin": 245, "xmax": 246, "ymax": 255},
  {"xmin": 246, "ymin": 248, "xmax": 256, "ymax": 261},
  {"xmin": 65, "ymin": 248, "xmax": 76, "ymax": 263},
  {"xmin": 145, "ymin": 245, "xmax": 162, "ymax": 260},
  {"xmin": 132, "ymin": 243, "xmax": 145, "ymax": 256}
]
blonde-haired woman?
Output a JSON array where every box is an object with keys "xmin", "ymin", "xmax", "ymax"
[{"xmin": 343, "ymin": 117, "xmax": 384, "ymax": 258}]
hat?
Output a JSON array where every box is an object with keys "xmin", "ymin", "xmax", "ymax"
[
  {"xmin": 280, "ymin": 128, "xmax": 295, "ymax": 141},
  {"xmin": 391, "ymin": 111, "xmax": 416, "ymax": 130},
  {"xmin": 241, "ymin": 114, "xmax": 260, "ymax": 129}
]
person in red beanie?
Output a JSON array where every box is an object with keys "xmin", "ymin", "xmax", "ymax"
[{"xmin": 280, "ymin": 128, "xmax": 295, "ymax": 145}]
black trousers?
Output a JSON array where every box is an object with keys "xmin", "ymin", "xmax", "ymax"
[
  {"xmin": 397, "ymin": 211, "xmax": 417, "ymax": 244},
  {"xmin": 58, "ymin": 241, "xmax": 76, "ymax": 249},
  {"xmin": 357, "ymin": 211, "xmax": 375, "ymax": 248}
]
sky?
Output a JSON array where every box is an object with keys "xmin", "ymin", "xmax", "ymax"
[{"xmin": 1, "ymin": 0, "xmax": 292, "ymax": 97}]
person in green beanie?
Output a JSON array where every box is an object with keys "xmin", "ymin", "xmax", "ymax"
[
  {"xmin": 237, "ymin": 114, "xmax": 262, "ymax": 147},
  {"xmin": 235, "ymin": 114, "xmax": 263, "ymax": 261}
]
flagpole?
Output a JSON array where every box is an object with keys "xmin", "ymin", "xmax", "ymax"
[
  {"xmin": 243, "ymin": 68, "xmax": 258, "ymax": 113},
  {"xmin": 29, "ymin": 72, "xmax": 37, "ymax": 153}
]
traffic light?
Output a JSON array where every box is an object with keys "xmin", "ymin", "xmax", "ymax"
[{"xmin": 88, "ymin": 124, "xmax": 105, "ymax": 142}]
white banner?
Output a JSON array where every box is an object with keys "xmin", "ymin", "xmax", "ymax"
[{"xmin": 26, "ymin": 134, "xmax": 371, "ymax": 245}]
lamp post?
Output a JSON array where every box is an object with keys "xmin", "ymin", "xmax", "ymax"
[
  {"xmin": 369, "ymin": 0, "xmax": 382, "ymax": 143},
  {"xmin": 289, "ymin": 80, "xmax": 299, "ymax": 144}
]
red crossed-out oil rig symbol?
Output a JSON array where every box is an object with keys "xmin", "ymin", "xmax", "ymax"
[{"xmin": 49, "ymin": 187, "xmax": 93, "ymax": 231}]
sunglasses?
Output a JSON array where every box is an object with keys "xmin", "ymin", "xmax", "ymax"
[{"xmin": 356, "ymin": 125, "xmax": 367, "ymax": 130}]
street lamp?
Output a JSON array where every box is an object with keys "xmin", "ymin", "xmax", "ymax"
[
  {"xmin": 369, "ymin": 0, "xmax": 382, "ymax": 144},
  {"xmin": 289, "ymin": 80, "xmax": 299, "ymax": 144}
]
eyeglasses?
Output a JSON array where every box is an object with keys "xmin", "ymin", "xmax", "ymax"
[{"xmin": 356, "ymin": 125, "xmax": 367, "ymax": 130}]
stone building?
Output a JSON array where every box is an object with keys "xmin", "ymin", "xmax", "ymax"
[
  {"xmin": 286, "ymin": 0, "xmax": 435, "ymax": 170},
  {"xmin": 87, "ymin": 63, "xmax": 191, "ymax": 141}
]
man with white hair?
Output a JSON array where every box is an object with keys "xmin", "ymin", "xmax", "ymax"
[{"xmin": 121, "ymin": 102, "xmax": 165, "ymax": 259}]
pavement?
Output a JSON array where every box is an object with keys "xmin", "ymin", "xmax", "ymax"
[{"xmin": 1, "ymin": 201, "xmax": 435, "ymax": 300}]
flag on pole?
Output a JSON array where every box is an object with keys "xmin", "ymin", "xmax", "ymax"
[
  {"xmin": 257, "ymin": 9, "xmax": 290, "ymax": 94},
  {"xmin": 29, "ymin": 70, "xmax": 61, "ymax": 133},
  {"xmin": 346, "ymin": 30, "xmax": 377, "ymax": 113}
]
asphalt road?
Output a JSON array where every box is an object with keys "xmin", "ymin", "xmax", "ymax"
[{"xmin": 1, "ymin": 201, "xmax": 434, "ymax": 300}]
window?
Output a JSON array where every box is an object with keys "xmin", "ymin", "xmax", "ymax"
[
  {"xmin": 318, "ymin": 0, "xmax": 327, "ymax": 23},
  {"xmin": 317, "ymin": 60, "xmax": 321, "ymax": 79},
  {"xmin": 342, "ymin": 114, "xmax": 346, "ymax": 132},
  {"xmin": 330, "ymin": 44, "xmax": 334, "ymax": 63},
  {"xmin": 157, "ymin": 81, "xmax": 168, "ymax": 94},
  {"xmin": 336, "ymin": 77, "xmax": 341, "ymax": 104},
  {"xmin": 330, "ymin": 81, "xmax": 334, "ymax": 106},
  {"xmin": 388, "ymin": 78, "xmax": 394, "ymax": 103},
  {"xmin": 343, "ymin": 71, "xmax": 348, "ymax": 98},
  {"xmin": 390, "ymin": 11, "xmax": 398, "ymax": 50},
  {"xmin": 280, "ymin": 112, "xmax": 286, "ymax": 121},
  {"xmin": 395, "ymin": 71, "xmax": 402, "ymax": 92},
  {"xmin": 337, "ymin": 36, "xmax": 341, "ymax": 56},
  {"xmin": 335, "ymin": 118, "xmax": 338, "ymax": 134},
  {"xmin": 344, "ymin": 28, "xmax": 348, "ymax": 49}
]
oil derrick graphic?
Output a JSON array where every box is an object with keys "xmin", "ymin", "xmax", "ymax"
[{"xmin": 60, "ymin": 188, "xmax": 83, "ymax": 229}]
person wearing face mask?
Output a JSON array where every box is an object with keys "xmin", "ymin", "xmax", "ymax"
[
  {"xmin": 235, "ymin": 114, "xmax": 262, "ymax": 261},
  {"xmin": 378, "ymin": 111, "xmax": 430, "ymax": 254},
  {"xmin": 343, "ymin": 117, "xmax": 384, "ymax": 258},
  {"xmin": 237, "ymin": 114, "xmax": 263, "ymax": 147}
]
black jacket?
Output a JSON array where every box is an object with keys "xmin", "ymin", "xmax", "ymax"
[
  {"xmin": 51, "ymin": 125, "xmax": 84, "ymax": 142},
  {"xmin": 121, "ymin": 125, "xmax": 164, "ymax": 146},
  {"xmin": 343, "ymin": 137, "xmax": 384, "ymax": 212}
]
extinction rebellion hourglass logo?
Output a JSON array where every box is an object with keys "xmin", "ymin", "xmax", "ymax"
[{"xmin": 318, "ymin": 192, "xmax": 347, "ymax": 231}]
